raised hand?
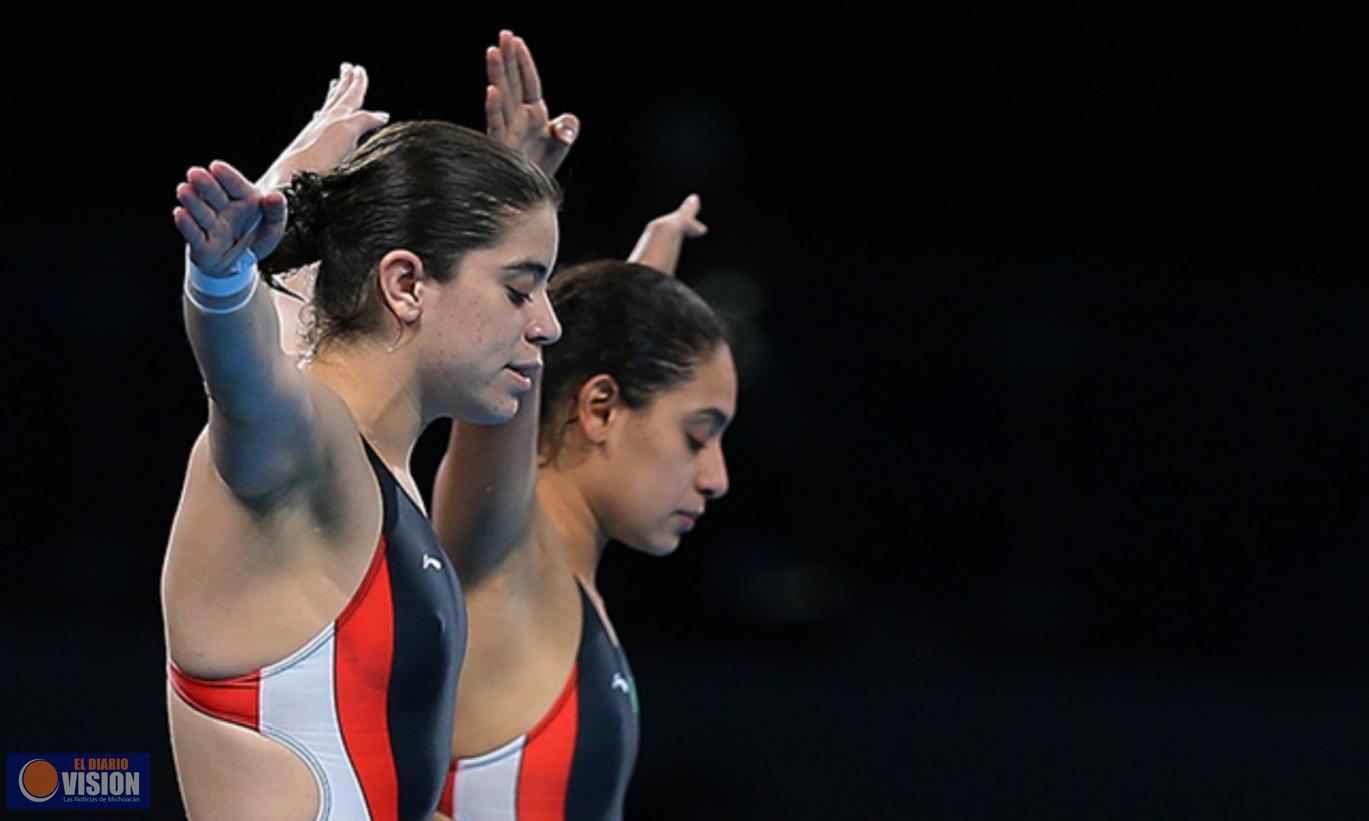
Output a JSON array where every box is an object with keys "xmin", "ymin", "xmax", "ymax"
[
  {"xmin": 258, "ymin": 63, "xmax": 390, "ymax": 191},
  {"xmin": 484, "ymin": 31, "xmax": 579, "ymax": 177},
  {"xmin": 628, "ymin": 194, "xmax": 709, "ymax": 276},
  {"xmin": 174, "ymin": 162, "xmax": 288, "ymax": 276},
  {"xmin": 651, "ymin": 194, "xmax": 707, "ymax": 239}
]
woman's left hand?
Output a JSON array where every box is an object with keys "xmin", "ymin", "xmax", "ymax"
[
  {"xmin": 258, "ymin": 63, "xmax": 390, "ymax": 190},
  {"xmin": 628, "ymin": 194, "xmax": 709, "ymax": 276}
]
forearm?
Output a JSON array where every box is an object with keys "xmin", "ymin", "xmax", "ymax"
[
  {"xmin": 627, "ymin": 220, "xmax": 684, "ymax": 276},
  {"xmin": 185, "ymin": 277, "xmax": 319, "ymax": 502},
  {"xmin": 256, "ymin": 164, "xmax": 291, "ymax": 193},
  {"xmin": 184, "ymin": 277, "xmax": 299, "ymax": 422}
]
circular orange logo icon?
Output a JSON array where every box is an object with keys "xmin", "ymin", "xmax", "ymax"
[{"xmin": 18, "ymin": 758, "xmax": 59, "ymax": 802}]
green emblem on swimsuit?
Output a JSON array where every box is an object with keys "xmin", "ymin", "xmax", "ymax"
[{"xmin": 612, "ymin": 671, "xmax": 639, "ymax": 714}]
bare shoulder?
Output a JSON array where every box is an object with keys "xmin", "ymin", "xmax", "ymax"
[
  {"xmin": 468, "ymin": 503, "xmax": 574, "ymax": 606},
  {"xmin": 163, "ymin": 376, "xmax": 383, "ymax": 674},
  {"xmin": 462, "ymin": 502, "xmax": 582, "ymax": 669},
  {"xmin": 177, "ymin": 376, "xmax": 376, "ymax": 553}
]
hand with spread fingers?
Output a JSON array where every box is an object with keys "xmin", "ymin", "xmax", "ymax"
[
  {"xmin": 174, "ymin": 161, "xmax": 288, "ymax": 276},
  {"xmin": 252, "ymin": 63, "xmax": 387, "ymax": 349},
  {"xmin": 258, "ymin": 62, "xmax": 390, "ymax": 191},
  {"xmin": 484, "ymin": 30, "xmax": 579, "ymax": 177},
  {"xmin": 628, "ymin": 194, "xmax": 709, "ymax": 277}
]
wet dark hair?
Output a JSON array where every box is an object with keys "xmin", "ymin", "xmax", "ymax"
[
  {"xmin": 540, "ymin": 261, "xmax": 731, "ymax": 459},
  {"xmin": 261, "ymin": 120, "xmax": 560, "ymax": 350}
]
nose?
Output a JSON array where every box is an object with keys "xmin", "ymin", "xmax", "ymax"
[
  {"xmin": 698, "ymin": 441, "xmax": 729, "ymax": 500},
  {"xmin": 527, "ymin": 290, "xmax": 562, "ymax": 346}
]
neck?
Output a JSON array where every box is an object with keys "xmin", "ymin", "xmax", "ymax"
[
  {"xmin": 536, "ymin": 465, "xmax": 609, "ymax": 590},
  {"xmin": 306, "ymin": 337, "xmax": 426, "ymax": 471}
]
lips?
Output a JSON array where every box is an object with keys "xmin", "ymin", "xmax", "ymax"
[
  {"xmin": 676, "ymin": 510, "xmax": 704, "ymax": 529},
  {"xmin": 503, "ymin": 360, "xmax": 541, "ymax": 392},
  {"xmin": 505, "ymin": 361, "xmax": 542, "ymax": 378}
]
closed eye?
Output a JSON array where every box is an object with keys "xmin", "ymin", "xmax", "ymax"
[{"xmin": 506, "ymin": 287, "xmax": 532, "ymax": 306}]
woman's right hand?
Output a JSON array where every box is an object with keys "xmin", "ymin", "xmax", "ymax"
[
  {"xmin": 484, "ymin": 31, "xmax": 579, "ymax": 177},
  {"xmin": 174, "ymin": 161, "xmax": 288, "ymax": 276}
]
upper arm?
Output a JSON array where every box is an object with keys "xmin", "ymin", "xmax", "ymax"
[
  {"xmin": 205, "ymin": 363, "xmax": 322, "ymax": 505},
  {"xmin": 431, "ymin": 381, "xmax": 541, "ymax": 585}
]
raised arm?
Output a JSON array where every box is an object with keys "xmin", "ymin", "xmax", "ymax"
[
  {"xmin": 627, "ymin": 194, "xmax": 708, "ymax": 276},
  {"xmin": 257, "ymin": 63, "xmax": 389, "ymax": 355},
  {"xmin": 432, "ymin": 32, "xmax": 573, "ymax": 584},
  {"xmin": 174, "ymin": 161, "xmax": 320, "ymax": 503},
  {"xmin": 483, "ymin": 30, "xmax": 579, "ymax": 177},
  {"xmin": 258, "ymin": 63, "xmax": 389, "ymax": 191},
  {"xmin": 433, "ymin": 376, "xmax": 543, "ymax": 584}
]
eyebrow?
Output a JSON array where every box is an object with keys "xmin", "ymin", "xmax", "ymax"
[
  {"xmin": 690, "ymin": 408, "xmax": 731, "ymax": 432},
  {"xmin": 502, "ymin": 260, "xmax": 550, "ymax": 283}
]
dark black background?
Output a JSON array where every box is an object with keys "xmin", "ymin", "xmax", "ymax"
[{"xmin": 4, "ymin": 6, "xmax": 1364, "ymax": 818}]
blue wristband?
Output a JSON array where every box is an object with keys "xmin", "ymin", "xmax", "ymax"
[
  {"xmin": 185, "ymin": 248, "xmax": 260, "ymax": 314},
  {"xmin": 187, "ymin": 248, "xmax": 259, "ymax": 296}
]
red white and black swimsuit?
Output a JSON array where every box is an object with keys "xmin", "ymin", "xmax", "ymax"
[
  {"xmin": 169, "ymin": 439, "xmax": 468, "ymax": 821},
  {"xmin": 438, "ymin": 583, "xmax": 640, "ymax": 821}
]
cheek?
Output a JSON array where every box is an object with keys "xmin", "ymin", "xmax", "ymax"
[
  {"xmin": 434, "ymin": 296, "xmax": 509, "ymax": 367},
  {"xmin": 458, "ymin": 297, "xmax": 494, "ymax": 350},
  {"xmin": 599, "ymin": 450, "xmax": 659, "ymax": 521},
  {"xmin": 626, "ymin": 439, "xmax": 691, "ymax": 507},
  {"xmin": 481, "ymin": 300, "xmax": 527, "ymax": 353}
]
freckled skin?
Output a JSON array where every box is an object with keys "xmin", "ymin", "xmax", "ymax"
[{"xmin": 417, "ymin": 205, "xmax": 561, "ymax": 424}]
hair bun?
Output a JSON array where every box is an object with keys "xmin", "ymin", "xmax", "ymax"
[
  {"xmin": 285, "ymin": 171, "xmax": 327, "ymax": 256},
  {"xmin": 260, "ymin": 171, "xmax": 327, "ymax": 274}
]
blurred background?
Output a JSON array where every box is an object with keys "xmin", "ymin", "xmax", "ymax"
[{"xmin": 3, "ymin": 6, "xmax": 1364, "ymax": 818}]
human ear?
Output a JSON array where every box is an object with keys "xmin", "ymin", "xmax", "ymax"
[
  {"xmin": 375, "ymin": 249, "xmax": 425, "ymax": 325},
  {"xmin": 575, "ymin": 375, "xmax": 621, "ymax": 444}
]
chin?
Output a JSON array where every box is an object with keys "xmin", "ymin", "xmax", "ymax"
[
  {"xmin": 624, "ymin": 534, "xmax": 683, "ymax": 557},
  {"xmin": 459, "ymin": 392, "xmax": 520, "ymax": 425}
]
